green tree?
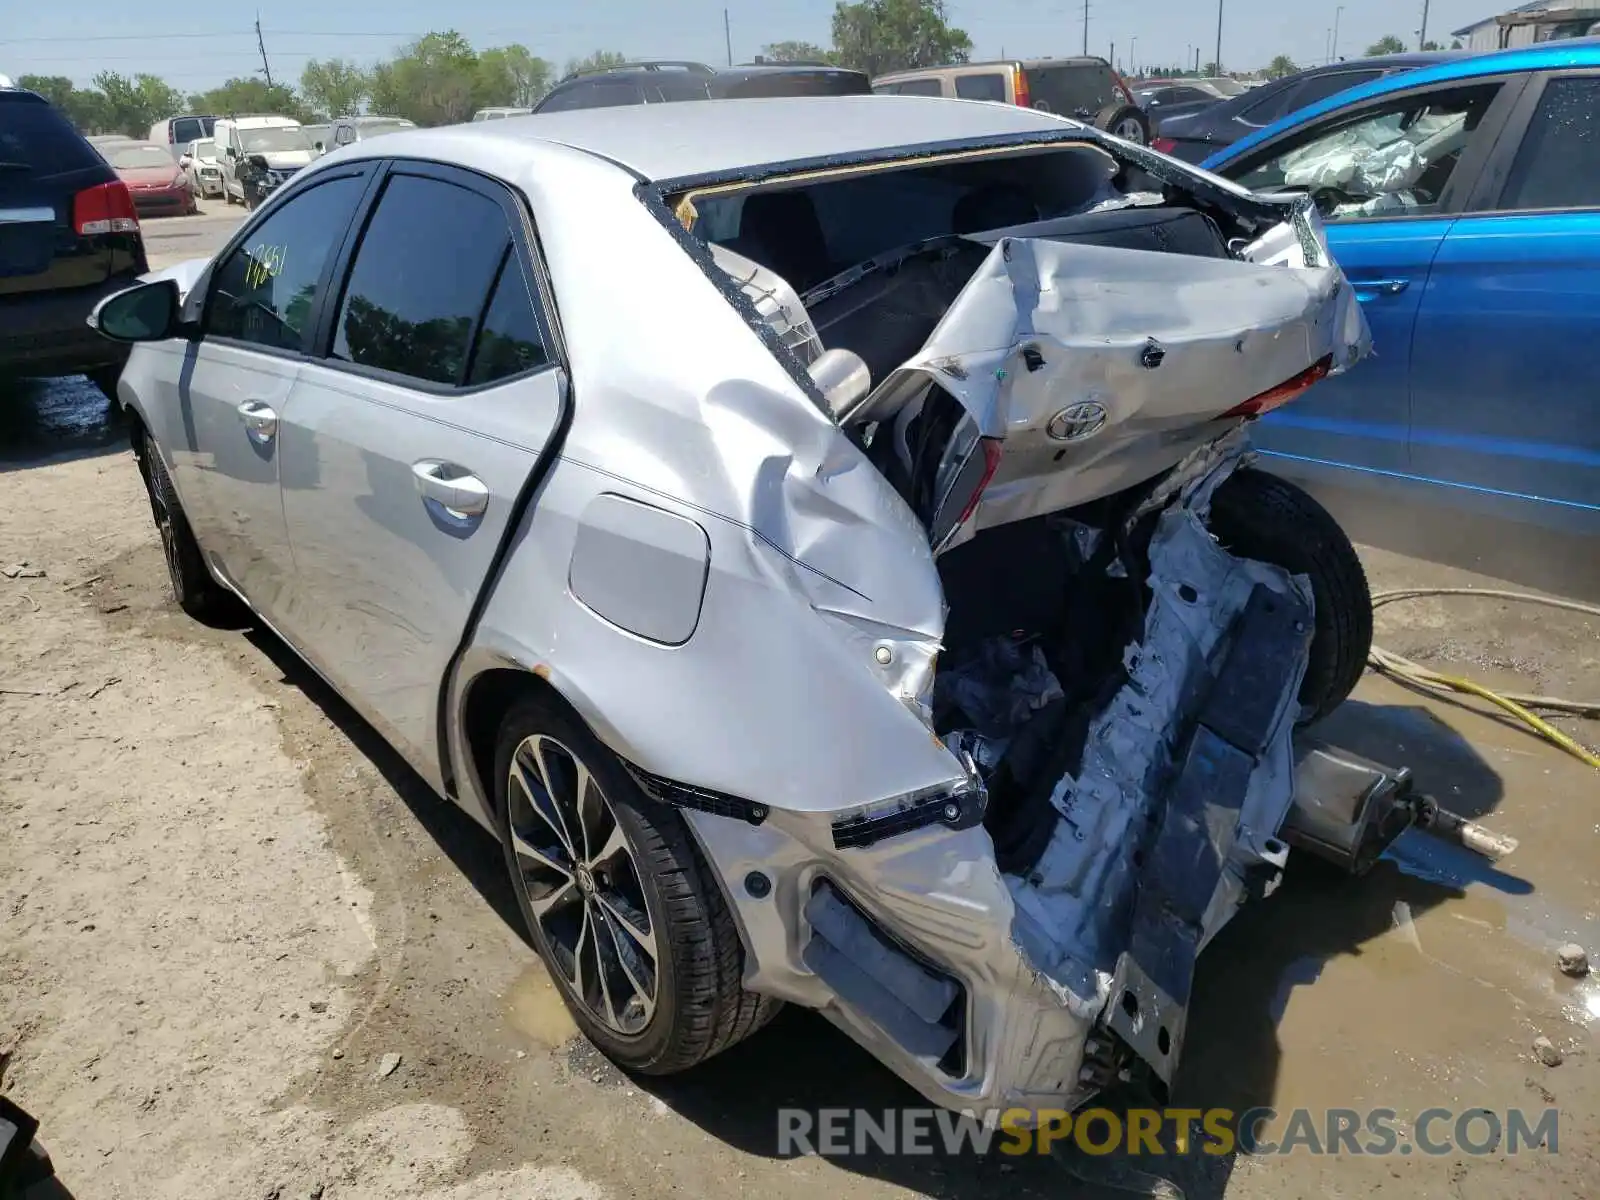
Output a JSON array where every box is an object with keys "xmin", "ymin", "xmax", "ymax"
[
  {"xmin": 562, "ymin": 50, "xmax": 630, "ymax": 78},
  {"xmin": 1365, "ymin": 35, "xmax": 1407, "ymax": 56},
  {"xmin": 477, "ymin": 44, "xmax": 553, "ymax": 107},
  {"xmin": 762, "ymin": 40, "xmax": 835, "ymax": 64},
  {"xmin": 368, "ymin": 30, "xmax": 482, "ymax": 124},
  {"xmin": 91, "ymin": 71, "xmax": 184, "ymax": 136},
  {"xmin": 1421, "ymin": 40, "xmax": 1443, "ymax": 51},
  {"xmin": 300, "ymin": 58, "xmax": 370, "ymax": 119},
  {"xmin": 830, "ymin": 0, "xmax": 971, "ymax": 76},
  {"xmin": 189, "ymin": 77, "xmax": 310, "ymax": 122},
  {"xmin": 1268, "ymin": 54, "xmax": 1297, "ymax": 79},
  {"xmin": 15, "ymin": 74, "xmax": 106, "ymax": 130}
]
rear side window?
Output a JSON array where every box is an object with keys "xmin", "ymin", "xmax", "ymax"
[
  {"xmin": 875, "ymin": 77, "xmax": 943, "ymax": 96},
  {"xmin": 466, "ymin": 254, "xmax": 551, "ymax": 385},
  {"xmin": 1027, "ymin": 64, "xmax": 1117, "ymax": 116},
  {"xmin": 0, "ymin": 95, "xmax": 102, "ymax": 178},
  {"xmin": 170, "ymin": 117, "xmax": 203, "ymax": 145},
  {"xmin": 331, "ymin": 173, "xmax": 513, "ymax": 386},
  {"xmin": 1498, "ymin": 77, "xmax": 1600, "ymax": 210},
  {"xmin": 955, "ymin": 73, "xmax": 1008, "ymax": 102},
  {"xmin": 540, "ymin": 81, "xmax": 645, "ymax": 111},
  {"xmin": 1264, "ymin": 70, "xmax": 1385, "ymax": 125},
  {"xmin": 207, "ymin": 175, "xmax": 367, "ymax": 350}
]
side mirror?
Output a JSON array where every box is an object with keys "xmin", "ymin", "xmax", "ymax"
[
  {"xmin": 807, "ymin": 348, "xmax": 872, "ymax": 422},
  {"xmin": 226, "ymin": 145, "xmax": 238, "ymax": 158},
  {"xmin": 179, "ymin": 155, "xmax": 193, "ymax": 167},
  {"xmin": 89, "ymin": 279, "xmax": 181, "ymax": 344}
]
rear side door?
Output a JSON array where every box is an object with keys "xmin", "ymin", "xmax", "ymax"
[
  {"xmin": 1408, "ymin": 71, "xmax": 1600, "ymax": 530},
  {"xmin": 180, "ymin": 166, "xmax": 374, "ymax": 614},
  {"xmin": 1220, "ymin": 78, "xmax": 1522, "ymax": 478},
  {"xmin": 276, "ymin": 162, "xmax": 565, "ymax": 788}
]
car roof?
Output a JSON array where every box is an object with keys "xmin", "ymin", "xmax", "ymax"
[
  {"xmin": 409, "ymin": 94, "xmax": 1078, "ymax": 181},
  {"xmin": 1213, "ymin": 39, "xmax": 1600, "ymax": 166},
  {"xmin": 875, "ymin": 56, "xmax": 1108, "ymax": 82}
]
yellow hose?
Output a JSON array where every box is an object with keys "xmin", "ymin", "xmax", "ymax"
[{"xmin": 1367, "ymin": 588, "xmax": 1600, "ymax": 771}]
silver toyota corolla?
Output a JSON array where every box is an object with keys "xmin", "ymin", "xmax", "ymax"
[{"xmin": 91, "ymin": 95, "xmax": 1383, "ymax": 1116}]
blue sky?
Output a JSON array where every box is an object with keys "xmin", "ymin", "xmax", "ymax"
[{"xmin": 2, "ymin": 0, "xmax": 1499, "ymax": 90}]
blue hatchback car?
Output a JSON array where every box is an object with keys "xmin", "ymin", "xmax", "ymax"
[{"xmin": 1201, "ymin": 43, "xmax": 1600, "ymax": 549}]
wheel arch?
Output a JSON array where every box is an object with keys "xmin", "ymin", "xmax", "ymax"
[{"xmin": 458, "ymin": 664, "xmax": 590, "ymax": 826}]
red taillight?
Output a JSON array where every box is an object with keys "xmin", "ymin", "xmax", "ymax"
[
  {"xmin": 73, "ymin": 181, "xmax": 140, "ymax": 236},
  {"xmin": 957, "ymin": 438, "xmax": 1005, "ymax": 525},
  {"xmin": 1012, "ymin": 65, "xmax": 1032, "ymax": 109},
  {"xmin": 1151, "ymin": 136, "xmax": 1178, "ymax": 155},
  {"xmin": 1221, "ymin": 355, "xmax": 1334, "ymax": 419}
]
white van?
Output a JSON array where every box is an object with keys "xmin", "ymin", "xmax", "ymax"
[{"xmin": 213, "ymin": 115, "xmax": 315, "ymax": 207}]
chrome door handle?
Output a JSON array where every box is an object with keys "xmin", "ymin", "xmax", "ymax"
[
  {"xmin": 236, "ymin": 399, "xmax": 278, "ymax": 443},
  {"xmin": 1353, "ymin": 278, "xmax": 1410, "ymax": 299},
  {"xmin": 412, "ymin": 460, "xmax": 489, "ymax": 519}
]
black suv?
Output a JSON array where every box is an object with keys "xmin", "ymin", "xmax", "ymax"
[
  {"xmin": 534, "ymin": 60, "xmax": 872, "ymax": 112},
  {"xmin": 1, "ymin": 85, "xmax": 148, "ymax": 397}
]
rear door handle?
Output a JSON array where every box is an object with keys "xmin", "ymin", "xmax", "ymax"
[
  {"xmin": 1353, "ymin": 278, "xmax": 1410, "ymax": 299},
  {"xmin": 236, "ymin": 399, "xmax": 278, "ymax": 443},
  {"xmin": 412, "ymin": 460, "xmax": 489, "ymax": 519}
]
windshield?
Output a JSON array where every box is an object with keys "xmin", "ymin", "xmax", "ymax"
[
  {"xmin": 109, "ymin": 145, "xmax": 177, "ymax": 169},
  {"xmin": 240, "ymin": 127, "xmax": 311, "ymax": 153},
  {"xmin": 1205, "ymin": 78, "xmax": 1247, "ymax": 97},
  {"xmin": 191, "ymin": 138, "xmax": 217, "ymax": 160}
]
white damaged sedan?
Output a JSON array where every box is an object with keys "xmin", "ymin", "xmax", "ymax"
[{"xmin": 91, "ymin": 95, "xmax": 1389, "ymax": 1115}]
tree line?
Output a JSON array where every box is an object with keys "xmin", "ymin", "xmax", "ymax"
[{"xmin": 16, "ymin": 0, "xmax": 971, "ymax": 136}]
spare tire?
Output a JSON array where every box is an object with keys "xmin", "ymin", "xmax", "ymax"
[
  {"xmin": 1094, "ymin": 103, "xmax": 1150, "ymax": 145},
  {"xmin": 1207, "ymin": 468, "xmax": 1373, "ymax": 726}
]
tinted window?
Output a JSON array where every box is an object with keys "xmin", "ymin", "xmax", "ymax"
[
  {"xmin": 1499, "ymin": 77, "xmax": 1600, "ymax": 210},
  {"xmin": 331, "ymin": 173, "xmax": 510, "ymax": 385},
  {"xmin": 171, "ymin": 117, "xmax": 203, "ymax": 145},
  {"xmin": 1028, "ymin": 64, "xmax": 1117, "ymax": 116},
  {"xmin": 467, "ymin": 254, "xmax": 550, "ymax": 385},
  {"xmin": 1234, "ymin": 85, "xmax": 1501, "ymax": 222},
  {"xmin": 1237, "ymin": 79, "xmax": 1302, "ymax": 127},
  {"xmin": 875, "ymin": 77, "xmax": 943, "ymax": 96},
  {"xmin": 0, "ymin": 95, "xmax": 102, "ymax": 177},
  {"xmin": 208, "ymin": 175, "xmax": 366, "ymax": 350},
  {"xmin": 1283, "ymin": 70, "xmax": 1385, "ymax": 117},
  {"xmin": 540, "ymin": 81, "xmax": 645, "ymax": 111},
  {"xmin": 955, "ymin": 73, "xmax": 1008, "ymax": 102}
]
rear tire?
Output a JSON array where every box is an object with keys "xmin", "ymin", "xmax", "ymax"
[
  {"xmin": 134, "ymin": 431, "xmax": 235, "ymax": 622},
  {"xmin": 494, "ymin": 694, "xmax": 779, "ymax": 1074},
  {"xmin": 1094, "ymin": 103, "xmax": 1150, "ymax": 145},
  {"xmin": 1207, "ymin": 467, "xmax": 1373, "ymax": 725}
]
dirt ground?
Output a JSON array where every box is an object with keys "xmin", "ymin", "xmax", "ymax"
[{"xmin": 1, "ymin": 439, "xmax": 1596, "ymax": 1200}]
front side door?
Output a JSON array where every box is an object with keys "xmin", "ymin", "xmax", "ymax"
[
  {"xmin": 275, "ymin": 162, "xmax": 565, "ymax": 787},
  {"xmin": 1220, "ymin": 78, "xmax": 1520, "ymax": 479},
  {"xmin": 1409, "ymin": 71, "xmax": 1600, "ymax": 533},
  {"xmin": 181, "ymin": 168, "xmax": 373, "ymax": 615}
]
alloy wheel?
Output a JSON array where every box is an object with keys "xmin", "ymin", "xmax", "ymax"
[
  {"xmin": 1115, "ymin": 117, "xmax": 1147, "ymax": 144},
  {"xmin": 146, "ymin": 459, "xmax": 184, "ymax": 599},
  {"xmin": 506, "ymin": 734, "xmax": 658, "ymax": 1036}
]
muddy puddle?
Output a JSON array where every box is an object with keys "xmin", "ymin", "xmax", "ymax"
[{"xmin": 0, "ymin": 374, "xmax": 125, "ymax": 463}]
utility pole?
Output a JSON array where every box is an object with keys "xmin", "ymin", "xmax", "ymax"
[
  {"xmin": 1214, "ymin": 0, "xmax": 1224, "ymax": 74},
  {"xmin": 255, "ymin": 13, "xmax": 274, "ymax": 87},
  {"xmin": 1110, "ymin": 41, "xmax": 1116, "ymax": 72},
  {"xmin": 1082, "ymin": 0, "xmax": 1090, "ymax": 56},
  {"xmin": 1419, "ymin": 0, "xmax": 1432, "ymax": 50},
  {"xmin": 1332, "ymin": 5, "xmax": 1344, "ymax": 63},
  {"xmin": 723, "ymin": 8, "xmax": 733, "ymax": 67}
]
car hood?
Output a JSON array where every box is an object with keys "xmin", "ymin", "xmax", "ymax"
[{"xmin": 118, "ymin": 166, "xmax": 184, "ymax": 187}]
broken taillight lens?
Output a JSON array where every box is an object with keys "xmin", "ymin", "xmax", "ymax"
[
  {"xmin": 1151, "ymin": 136, "xmax": 1178, "ymax": 155},
  {"xmin": 956, "ymin": 437, "xmax": 1005, "ymax": 525},
  {"xmin": 1220, "ymin": 355, "xmax": 1334, "ymax": 419}
]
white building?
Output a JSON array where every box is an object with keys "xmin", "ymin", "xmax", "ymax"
[{"xmin": 1453, "ymin": 1, "xmax": 1600, "ymax": 52}]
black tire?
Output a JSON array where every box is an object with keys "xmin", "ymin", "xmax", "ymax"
[
  {"xmin": 1094, "ymin": 102, "xmax": 1150, "ymax": 144},
  {"xmin": 1207, "ymin": 467, "xmax": 1373, "ymax": 725},
  {"xmin": 493, "ymin": 694, "xmax": 779, "ymax": 1074},
  {"xmin": 134, "ymin": 431, "xmax": 234, "ymax": 621}
]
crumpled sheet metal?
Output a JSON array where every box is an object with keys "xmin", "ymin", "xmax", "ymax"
[{"xmin": 870, "ymin": 223, "xmax": 1371, "ymax": 444}]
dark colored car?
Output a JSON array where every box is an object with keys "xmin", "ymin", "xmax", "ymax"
[
  {"xmin": 102, "ymin": 141, "xmax": 196, "ymax": 217},
  {"xmin": 0, "ymin": 85, "xmax": 147, "ymax": 397},
  {"xmin": 533, "ymin": 60, "xmax": 872, "ymax": 113},
  {"xmin": 1152, "ymin": 53, "xmax": 1458, "ymax": 163},
  {"xmin": 1134, "ymin": 83, "xmax": 1227, "ymax": 126}
]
